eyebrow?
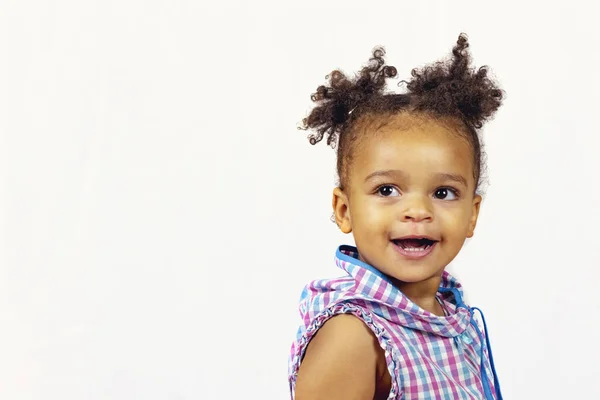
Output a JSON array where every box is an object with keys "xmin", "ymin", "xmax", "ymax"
[{"xmin": 364, "ymin": 169, "xmax": 469, "ymax": 187}]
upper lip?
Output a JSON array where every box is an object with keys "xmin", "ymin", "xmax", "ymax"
[{"xmin": 392, "ymin": 235, "xmax": 439, "ymax": 242}]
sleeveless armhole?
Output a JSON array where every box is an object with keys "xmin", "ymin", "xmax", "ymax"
[{"xmin": 289, "ymin": 302, "xmax": 403, "ymax": 400}]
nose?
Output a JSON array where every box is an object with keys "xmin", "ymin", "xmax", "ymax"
[{"xmin": 400, "ymin": 195, "xmax": 433, "ymax": 222}]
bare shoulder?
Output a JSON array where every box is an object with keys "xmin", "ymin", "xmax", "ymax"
[{"xmin": 295, "ymin": 314, "xmax": 390, "ymax": 400}]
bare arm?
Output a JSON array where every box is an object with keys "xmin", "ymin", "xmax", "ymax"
[{"xmin": 295, "ymin": 314, "xmax": 387, "ymax": 400}]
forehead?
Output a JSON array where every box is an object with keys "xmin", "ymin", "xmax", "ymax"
[{"xmin": 351, "ymin": 113, "xmax": 474, "ymax": 183}]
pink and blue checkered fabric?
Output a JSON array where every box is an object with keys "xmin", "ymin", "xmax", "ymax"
[{"xmin": 288, "ymin": 245, "xmax": 500, "ymax": 400}]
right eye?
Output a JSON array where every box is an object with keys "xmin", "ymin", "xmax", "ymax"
[{"xmin": 376, "ymin": 185, "xmax": 400, "ymax": 197}]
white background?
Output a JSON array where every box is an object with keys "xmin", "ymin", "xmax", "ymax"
[{"xmin": 2, "ymin": 1, "xmax": 599, "ymax": 399}]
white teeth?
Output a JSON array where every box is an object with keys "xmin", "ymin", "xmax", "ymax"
[
  {"xmin": 398, "ymin": 244, "xmax": 433, "ymax": 252},
  {"xmin": 404, "ymin": 247, "xmax": 425, "ymax": 252}
]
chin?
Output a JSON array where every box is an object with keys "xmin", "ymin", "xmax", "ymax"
[
  {"xmin": 381, "ymin": 258, "xmax": 443, "ymax": 284},
  {"xmin": 388, "ymin": 271, "xmax": 437, "ymax": 284}
]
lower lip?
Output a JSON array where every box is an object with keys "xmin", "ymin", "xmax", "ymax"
[{"xmin": 392, "ymin": 241, "xmax": 437, "ymax": 260}]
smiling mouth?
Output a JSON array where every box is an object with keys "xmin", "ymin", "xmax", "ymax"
[
  {"xmin": 392, "ymin": 237, "xmax": 438, "ymax": 250},
  {"xmin": 391, "ymin": 237, "xmax": 438, "ymax": 259}
]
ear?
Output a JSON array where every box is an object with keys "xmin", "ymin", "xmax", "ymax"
[
  {"xmin": 466, "ymin": 194, "xmax": 482, "ymax": 238},
  {"xmin": 332, "ymin": 187, "xmax": 352, "ymax": 234}
]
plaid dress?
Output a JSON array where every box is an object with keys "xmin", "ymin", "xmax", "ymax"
[{"xmin": 288, "ymin": 245, "xmax": 502, "ymax": 400}]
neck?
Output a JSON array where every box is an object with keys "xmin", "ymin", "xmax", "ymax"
[
  {"xmin": 352, "ymin": 248, "xmax": 447, "ymax": 316},
  {"xmin": 393, "ymin": 275, "xmax": 445, "ymax": 316}
]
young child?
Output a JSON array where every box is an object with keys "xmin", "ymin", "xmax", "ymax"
[{"xmin": 288, "ymin": 34, "xmax": 504, "ymax": 400}]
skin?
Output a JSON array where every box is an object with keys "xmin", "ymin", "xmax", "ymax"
[{"xmin": 295, "ymin": 112, "xmax": 482, "ymax": 400}]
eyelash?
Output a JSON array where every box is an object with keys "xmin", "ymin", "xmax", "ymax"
[{"xmin": 375, "ymin": 185, "xmax": 461, "ymax": 199}]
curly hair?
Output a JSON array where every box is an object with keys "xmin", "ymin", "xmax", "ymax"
[{"xmin": 298, "ymin": 33, "xmax": 504, "ymax": 193}]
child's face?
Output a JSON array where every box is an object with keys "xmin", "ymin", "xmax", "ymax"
[{"xmin": 333, "ymin": 113, "xmax": 481, "ymax": 284}]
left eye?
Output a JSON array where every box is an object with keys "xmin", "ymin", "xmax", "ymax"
[
  {"xmin": 377, "ymin": 185, "xmax": 400, "ymax": 197},
  {"xmin": 434, "ymin": 188, "xmax": 458, "ymax": 200}
]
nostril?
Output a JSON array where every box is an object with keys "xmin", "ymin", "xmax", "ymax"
[{"xmin": 403, "ymin": 213, "xmax": 432, "ymax": 221}]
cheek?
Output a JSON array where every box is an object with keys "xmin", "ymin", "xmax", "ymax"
[
  {"xmin": 352, "ymin": 198, "xmax": 391, "ymax": 228},
  {"xmin": 437, "ymin": 205, "xmax": 473, "ymax": 236}
]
